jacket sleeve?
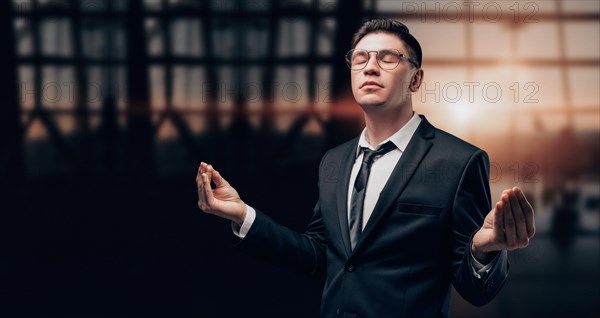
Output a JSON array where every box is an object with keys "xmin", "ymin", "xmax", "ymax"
[{"xmin": 450, "ymin": 149, "xmax": 509, "ymax": 306}]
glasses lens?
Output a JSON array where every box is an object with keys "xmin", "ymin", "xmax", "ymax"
[
  {"xmin": 377, "ymin": 49, "xmax": 401, "ymax": 69},
  {"xmin": 348, "ymin": 50, "xmax": 368, "ymax": 69}
]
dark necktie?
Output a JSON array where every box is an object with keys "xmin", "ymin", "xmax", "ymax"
[{"xmin": 349, "ymin": 141, "xmax": 397, "ymax": 250}]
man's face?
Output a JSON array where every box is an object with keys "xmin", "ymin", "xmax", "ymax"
[{"xmin": 350, "ymin": 32, "xmax": 418, "ymax": 111}]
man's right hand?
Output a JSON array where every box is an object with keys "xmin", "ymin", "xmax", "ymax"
[{"xmin": 196, "ymin": 162, "xmax": 246, "ymax": 226}]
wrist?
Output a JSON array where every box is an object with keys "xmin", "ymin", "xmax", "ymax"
[
  {"xmin": 471, "ymin": 245, "xmax": 495, "ymax": 264},
  {"xmin": 233, "ymin": 203, "xmax": 247, "ymax": 226},
  {"xmin": 471, "ymin": 230, "xmax": 499, "ymax": 264},
  {"xmin": 471, "ymin": 241, "xmax": 499, "ymax": 265}
]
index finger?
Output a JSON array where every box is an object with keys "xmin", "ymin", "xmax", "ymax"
[
  {"xmin": 197, "ymin": 172, "xmax": 215, "ymax": 212},
  {"xmin": 200, "ymin": 162, "xmax": 209, "ymax": 174}
]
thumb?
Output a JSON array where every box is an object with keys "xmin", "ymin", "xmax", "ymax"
[
  {"xmin": 493, "ymin": 200, "xmax": 505, "ymax": 236},
  {"xmin": 209, "ymin": 165, "xmax": 228, "ymax": 187}
]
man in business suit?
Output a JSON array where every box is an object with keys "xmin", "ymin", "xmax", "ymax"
[{"xmin": 196, "ymin": 19, "xmax": 535, "ymax": 318}]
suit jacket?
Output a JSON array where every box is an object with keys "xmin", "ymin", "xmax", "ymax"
[{"xmin": 237, "ymin": 115, "xmax": 509, "ymax": 318}]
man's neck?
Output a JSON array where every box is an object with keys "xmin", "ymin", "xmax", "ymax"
[{"xmin": 363, "ymin": 105, "xmax": 414, "ymax": 147}]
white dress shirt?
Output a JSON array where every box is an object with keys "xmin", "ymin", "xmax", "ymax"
[
  {"xmin": 347, "ymin": 112, "xmax": 421, "ymax": 230},
  {"xmin": 232, "ymin": 112, "xmax": 498, "ymax": 275}
]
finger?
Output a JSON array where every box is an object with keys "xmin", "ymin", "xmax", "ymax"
[
  {"xmin": 204, "ymin": 164, "xmax": 214, "ymax": 186},
  {"xmin": 493, "ymin": 200, "xmax": 505, "ymax": 241},
  {"xmin": 502, "ymin": 193, "xmax": 517, "ymax": 249},
  {"xmin": 508, "ymin": 189, "xmax": 529, "ymax": 247},
  {"xmin": 200, "ymin": 161, "xmax": 209, "ymax": 174},
  {"xmin": 203, "ymin": 173, "xmax": 213, "ymax": 201},
  {"xmin": 196, "ymin": 162, "xmax": 205, "ymax": 181},
  {"xmin": 202, "ymin": 173, "xmax": 215, "ymax": 209},
  {"xmin": 210, "ymin": 166, "xmax": 228, "ymax": 187},
  {"xmin": 197, "ymin": 171, "xmax": 206, "ymax": 210},
  {"xmin": 197, "ymin": 172, "xmax": 208, "ymax": 209},
  {"xmin": 514, "ymin": 187, "xmax": 536, "ymax": 238},
  {"xmin": 197, "ymin": 163, "xmax": 205, "ymax": 193}
]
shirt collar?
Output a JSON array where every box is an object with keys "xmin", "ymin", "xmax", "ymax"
[{"xmin": 355, "ymin": 112, "xmax": 422, "ymax": 158}]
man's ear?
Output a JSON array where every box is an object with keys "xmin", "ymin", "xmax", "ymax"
[{"xmin": 409, "ymin": 69, "xmax": 424, "ymax": 92}]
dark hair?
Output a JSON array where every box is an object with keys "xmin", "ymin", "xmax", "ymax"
[{"xmin": 351, "ymin": 18, "xmax": 422, "ymax": 68}]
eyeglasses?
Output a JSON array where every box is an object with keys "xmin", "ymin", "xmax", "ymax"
[{"xmin": 345, "ymin": 48, "xmax": 419, "ymax": 70}]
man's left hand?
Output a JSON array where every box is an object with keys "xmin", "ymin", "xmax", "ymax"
[{"xmin": 471, "ymin": 187, "xmax": 535, "ymax": 264}]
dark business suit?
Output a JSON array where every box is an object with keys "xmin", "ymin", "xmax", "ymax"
[{"xmin": 237, "ymin": 115, "xmax": 508, "ymax": 318}]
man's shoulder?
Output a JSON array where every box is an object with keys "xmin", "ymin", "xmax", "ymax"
[
  {"xmin": 421, "ymin": 117, "xmax": 487, "ymax": 160},
  {"xmin": 432, "ymin": 126, "xmax": 481, "ymax": 152},
  {"xmin": 324, "ymin": 137, "xmax": 359, "ymax": 158},
  {"xmin": 327, "ymin": 137, "xmax": 358, "ymax": 154},
  {"xmin": 415, "ymin": 114, "xmax": 476, "ymax": 147}
]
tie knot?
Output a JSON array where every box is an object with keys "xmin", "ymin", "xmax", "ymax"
[{"xmin": 361, "ymin": 141, "xmax": 396, "ymax": 164}]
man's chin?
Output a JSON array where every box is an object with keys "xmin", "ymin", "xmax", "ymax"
[{"xmin": 358, "ymin": 100, "xmax": 386, "ymax": 110}]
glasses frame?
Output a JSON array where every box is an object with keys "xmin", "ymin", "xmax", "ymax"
[{"xmin": 345, "ymin": 48, "xmax": 420, "ymax": 70}]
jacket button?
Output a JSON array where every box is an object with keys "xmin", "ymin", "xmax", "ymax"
[{"xmin": 345, "ymin": 263, "xmax": 355, "ymax": 272}]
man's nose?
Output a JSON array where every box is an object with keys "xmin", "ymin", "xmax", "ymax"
[{"xmin": 363, "ymin": 52, "xmax": 380, "ymax": 74}]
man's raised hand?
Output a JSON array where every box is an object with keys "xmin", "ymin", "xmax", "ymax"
[
  {"xmin": 196, "ymin": 162, "xmax": 246, "ymax": 225},
  {"xmin": 471, "ymin": 187, "xmax": 535, "ymax": 263}
]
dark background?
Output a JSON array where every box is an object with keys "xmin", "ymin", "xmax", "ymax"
[{"xmin": 1, "ymin": 1, "xmax": 598, "ymax": 317}]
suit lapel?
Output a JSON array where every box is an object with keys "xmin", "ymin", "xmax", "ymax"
[
  {"xmin": 336, "ymin": 138, "xmax": 358, "ymax": 258},
  {"xmin": 352, "ymin": 116, "xmax": 435, "ymax": 254}
]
